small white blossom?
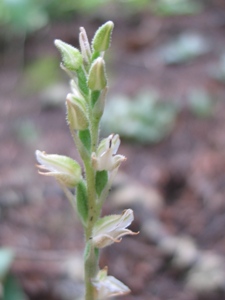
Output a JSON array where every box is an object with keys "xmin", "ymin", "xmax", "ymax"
[
  {"xmin": 92, "ymin": 267, "xmax": 130, "ymax": 299},
  {"xmin": 91, "ymin": 134, "xmax": 126, "ymax": 171},
  {"xmin": 93, "ymin": 209, "xmax": 138, "ymax": 248},
  {"xmin": 35, "ymin": 150, "xmax": 81, "ymax": 188}
]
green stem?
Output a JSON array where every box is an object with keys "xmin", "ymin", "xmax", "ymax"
[
  {"xmin": 83, "ymin": 91, "xmax": 101, "ymax": 300},
  {"xmin": 83, "ymin": 159, "xmax": 98, "ymax": 300},
  {"xmin": 84, "ymin": 241, "xmax": 99, "ymax": 300},
  {"xmin": 91, "ymin": 117, "xmax": 100, "ymax": 152}
]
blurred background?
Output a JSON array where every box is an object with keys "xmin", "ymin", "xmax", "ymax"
[{"xmin": 1, "ymin": 0, "xmax": 225, "ymax": 299}]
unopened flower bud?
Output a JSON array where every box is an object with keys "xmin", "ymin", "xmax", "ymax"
[
  {"xmin": 92, "ymin": 266, "xmax": 130, "ymax": 299},
  {"xmin": 79, "ymin": 27, "xmax": 92, "ymax": 64},
  {"xmin": 92, "ymin": 134, "xmax": 126, "ymax": 171},
  {"xmin": 66, "ymin": 93, "xmax": 89, "ymax": 130},
  {"xmin": 87, "ymin": 57, "xmax": 107, "ymax": 91},
  {"xmin": 54, "ymin": 39, "xmax": 83, "ymax": 72},
  {"xmin": 36, "ymin": 150, "xmax": 81, "ymax": 188},
  {"xmin": 93, "ymin": 209, "xmax": 138, "ymax": 249},
  {"xmin": 92, "ymin": 21, "xmax": 114, "ymax": 52}
]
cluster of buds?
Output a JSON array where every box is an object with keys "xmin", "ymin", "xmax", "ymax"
[{"xmin": 36, "ymin": 21, "xmax": 137, "ymax": 299}]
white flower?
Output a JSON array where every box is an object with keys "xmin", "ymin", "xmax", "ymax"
[
  {"xmin": 92, "ymin": 267, "xmax": 130, "ymax": 299},
  {"xmin": 92, "ymin": 209, "xmax": 138, "ymax": 248},
  {"xmin": 91, "ymin": 134, "xmax": 126, "ymax": 171},
  {"xmin": 35, "ymin": 150, "xmax": 81, "ymax": 188}
]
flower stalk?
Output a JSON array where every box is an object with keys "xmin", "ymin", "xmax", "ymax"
[{"xmin": 36, "ymin": 21, "xmax": 137, "ymax": 300}]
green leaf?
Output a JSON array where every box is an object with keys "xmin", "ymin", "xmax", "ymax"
[
  {"xmin": 79, "ymin": 129, "xmax": 91, "ymax": 153},
  {"xmin": 76, "ymin": 181, "xmax": 88, "ymax": 226},
  {"xmin": 0, "ymin": 248, "xmax": 14, "ymax": 281},
  {"xmin": 95, "ymin": 170, "xmax": 108, "ymax": 197},
  {"xmin": 3, "ymin": 274, "xmax": 27, "ymax": 300}
]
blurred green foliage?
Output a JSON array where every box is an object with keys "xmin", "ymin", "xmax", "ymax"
[
  {"xmin": 102, "ymin": 90, "xmax": 178, "ymax": 144},
  {"xmin": 0, "ymin": 0, "xmax": 204, "ymax": 37},
  {"xmin": 160, "ymin": 32, "xmax": 210, "ymax": 65},
  {"xmin": 0, "ymin": 248, "xmax": 14, "ymax": 281},
  {"xmin": 0, "ymin": 248, "xmax": 27, "ymax": 300},
  {"xmin": 22, "ymin": 56, "xmax": 61, "ymax": 93},
  {"xmin": 187, "ymin": 88, "xmax": 214, "ymax": 118},
  {"xmin": 0, "ymin": 0, "xmax": 48, "ymax": 34},
  {"xmin": 150, "ymin": 0, "xmax": 203, "ymax": 16},
  {"xmin": 0, "ymin": 0, "xmax": 111, "ymax": 35}
]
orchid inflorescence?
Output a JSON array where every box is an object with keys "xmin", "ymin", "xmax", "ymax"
[{"xmin": 36, "ymin": 21, "xmax": 137, "ymax": 300}]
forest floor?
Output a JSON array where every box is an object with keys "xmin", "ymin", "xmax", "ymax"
[{"xmin": 1, "ymin": 2, "xmax": 225, "ymax": 299}]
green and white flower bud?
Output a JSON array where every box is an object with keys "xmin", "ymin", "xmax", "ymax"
[
  {"xmin": 92, "ymin": 134, "xmax": 126, "ymax": 171},
  {"xmin": 87, "ymin": 57, "xmax": 107, "ymax": 91},
  {"xmin": 92, "ymin": 267, "xmax": 130, "ymax": 299},
  {"xmin": 79, "ymin": 27, "xmax": 92, "ymax": 65},
  {"xmin": 66, "ymin": 93, "xmax": 89, "ymax": 130},
  {"xmin": 92, "ymin": 209, "xmax": 138, "ymax": 249},
  {"xmin": 35, "ymin": 150, "xmax": 81, "ymax": 188},
  {"xmin": 54, "ymin": 39, "xmax": 83, "ymax": 72},
  {"xmin": 92, "ymin": 21, "xmax": 114, "ymax": 52}
]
